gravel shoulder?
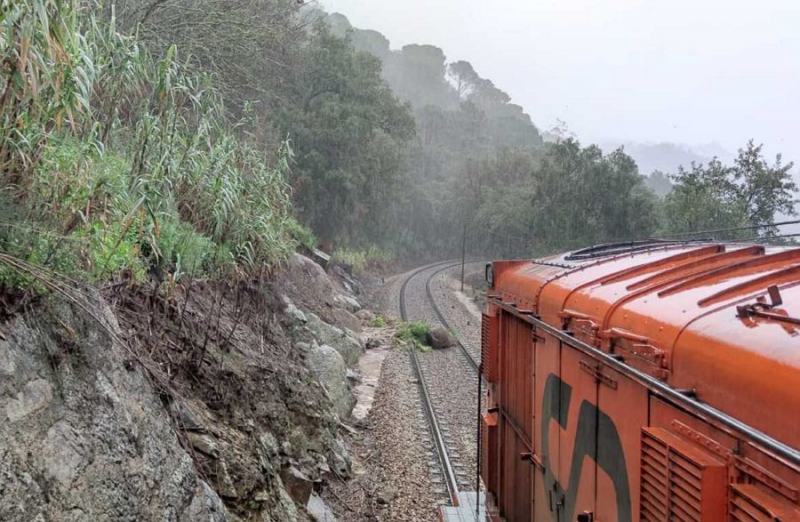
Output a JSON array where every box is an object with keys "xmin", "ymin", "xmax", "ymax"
[{"xmin": 324, "ymin": 342, "xmax": 438, "ymax": 521}]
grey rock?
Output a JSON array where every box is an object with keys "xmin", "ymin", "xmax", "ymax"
[
  {"xmin": 0, "ymin": 294, "xmax": 231, "ymax": 521},
  {"xmin": 5, "ymin": 379, "xmax": 53, "ymax": 422},
  {"xmin": 305, "ymin": 343, "xmax": 355, "ymax": 420},
  {"xmin": 281, "ymin": 441, "xmax": 293, "ymax": 455},
  {"xmin": 365, "ymin": 337, "xmax": 382, "ymax": 350},
  {"xmin": 331, "ymin": 308, "xmax": 361, "ymax": 333},
  {"xmin": 183, "ymin": 480, "xmax": 229, "ymax": 522},
  {"xmin": 280, "ymin": 466, "xmax": 314, "ymax": 505},
  {"xmin": 186, "ymin": 432, "xmax": 220, "ymax": 458},
  {"xmin": 345, "ymin": 369, "xmax": 361, "ymax": 383},
  {"xmin": 286, "ymin": 254, "xmax": 338, "ymax": 308},
  {"xmin": 215, "ymin": 459, "xmax": 238, "ymax": 499},
  {"xmin": 427, "ymin": 325, "xmax": 455, "ymax": 349},
  {"xmin": 328, "ymin": 437, "xmax": 351, "ymax": 478},
  {"xmin": 283, "ymin": 297, "xmax": 307, "ymax": 324},
  {"xmin": 376, "ymin": 488, "xmax": 397, "ymax": 505},
  {"xmin": 259, "ymin": 431, "xmax": 279, "ymax": 457},
  {"xmin": 169, "ymin": 401, "xmax": 204, "ymax": 431},
  {"xmin": 276, "ymin": 474, "xmax": 300, "ymax": 522},
  {"xmin": 43, "ymin": 421, "xmax": 85, "ymax": 488},
  {"xmin": 330, "ymin": 265, "xmax": 359, "ymax": 293},
  {"xmin": 355, "ymin": 309, "xmax": 375, "ymax": 323},
  {"xmin": 307, "ymin": 492, "xmax": 338, "ymax": 522},
  {"xmin": 306, "ymin": 313, "xmax": 363, "ymax": 367},
  {"xmin": 333, "ymin": 294, "xmax": 361, "ymax": 313}
]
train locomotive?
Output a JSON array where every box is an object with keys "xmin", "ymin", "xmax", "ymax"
[{"xmin": 480, "ymin": 241, "xmax": 800, "ymax": 521}]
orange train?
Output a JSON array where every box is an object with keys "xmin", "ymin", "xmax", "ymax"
[{"xmin": 480, "ymin": 241, "xmax": 800, "ymax": 521}]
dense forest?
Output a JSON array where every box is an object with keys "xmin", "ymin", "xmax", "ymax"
[{"xmin": 1, "ymin": 0, "xmax": 797, "ymax": 287}]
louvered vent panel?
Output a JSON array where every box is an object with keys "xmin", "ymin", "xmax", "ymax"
[
  {"xmin": 729, "ymin": 483, "xmax": 799, "ymax": 522},
  {"xmin": 640, "ymin": 428, "xmax": 726, "ymax": 521},
  {"xmin": 641, "ymin": 431, "xmax": 668, "ymax": 521},
  {"xmin": 481, "ymin": 313, "xmax": 490, "ymax": 375},
  {"xmin": 669, "ymin": 451, "xmax": 703, "ymax": 521},
  {"xmin": 730, "ymin": 495, "xmax": 771, "ymax": 522},
  {"xmin": 481, "ymin": 312, "xmax": 499, "ymax": 381}
]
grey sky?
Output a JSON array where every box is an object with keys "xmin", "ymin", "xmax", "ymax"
[{"xmin": 320, "ymin": 0, "xmax": 800, "ymax": 164}]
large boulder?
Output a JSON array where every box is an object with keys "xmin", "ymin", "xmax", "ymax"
[
  {"xmin": 306, "ymin": 313, "xmax": 363, "ymax": 367},
  {"xmin": 331, "ymin": 308, "xmax": 362, "ymax": 333},
  {"xmin": 305, "ymin": 343, "xmax": 356, "ymax": 420},
  {"xmin": 333, "ymin": 294, "xmax": 361, "ymax": 313},
  {"xmin": 280, "ymin": 465, "xmax": 314, "ymax": 505},
  {"xmin": 283, "ymin": 254, "xmax": 340, "ymax": 311},
  {"xmin": 427, "ymin": 325, "xmax": 455, "ymax": 350},
  {"xmin": 0, "ymin": 296, "xmax": 230, "ymax": 522},
  {"xmin": 307, "ymin": 492, "xmax": 338, "ymax": 522},
  {"xmin": 355, "ymin": 309, "xmax": 376, "ymax": 325}
]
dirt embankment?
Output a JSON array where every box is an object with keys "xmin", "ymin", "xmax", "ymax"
[{"xmin": 0, "ymin": 253, "xmax": 376, "ymax": 522}]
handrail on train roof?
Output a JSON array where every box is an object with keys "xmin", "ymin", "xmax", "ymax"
[{"xmin": 565, "ymin": 238, "xmax": 713, "ymax": 261}]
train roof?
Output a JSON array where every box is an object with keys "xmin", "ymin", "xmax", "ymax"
[{"xmin": 492, "ymin": 241, "xmax": 800, "ymax": 451}]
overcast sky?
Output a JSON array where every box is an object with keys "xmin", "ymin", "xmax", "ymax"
[{"xmin": 319, "ymin": 0, "xmax": 800, "ymax": 163}]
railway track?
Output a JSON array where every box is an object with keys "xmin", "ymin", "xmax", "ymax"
[
  {"xmin": 425, "ymin": 263, "xmax": 480, "ymax": 372},
  {"xmin": 398, "ymin": 260, "xmax": 483, "ymax": 508}
]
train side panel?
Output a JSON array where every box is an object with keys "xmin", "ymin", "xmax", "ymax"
[
  {"xmin": 594, "ymin": 365, "xmax": 648, "ymax": 522},
  {"xmin": 483, "ymin": 247, "xmax": 800, "ymax": 521},
  {"xmin": 496, "ymin": 309, "xmax": 534, "ymax": 521},
  {"xmin": 485, "ymin": 304, "xmax": 800, "ymax": 521}
]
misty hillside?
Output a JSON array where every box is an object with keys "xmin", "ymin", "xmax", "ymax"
[
  {"xmin": 602, "ymin": 141, "xmax": 735, "ymax": 175},
  {"xmin": 599, "ymin": 141, "xmax": 736, "ymax": 196},
  {"xmin": 324, "ymin": 12, "xmax": 543, "ymax": 151}
]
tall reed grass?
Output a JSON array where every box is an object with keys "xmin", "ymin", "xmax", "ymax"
[{"xmin": 1, "ymin": 0, "xmax": 298, "ymax": 287}]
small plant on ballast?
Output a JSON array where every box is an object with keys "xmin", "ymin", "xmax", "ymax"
[{"xmin": 395, "ymin": 321, "xmax": 431, "ymax": 352}]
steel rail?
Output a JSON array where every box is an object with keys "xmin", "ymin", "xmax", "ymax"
[
  {"xmin": 489, "ymin": 296, "xmax": 800, "ymax": 467},
  {"xmin": 424, "ymin": 262, "xmax": 481, "ymax": 373},
  {"xmin": 399, "ymin": 261, "xmax": 462, "ymax": 507}
]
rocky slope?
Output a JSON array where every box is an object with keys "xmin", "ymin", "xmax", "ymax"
[{"xmin": 0, "ymin": 253, "xmax": 370, "ymax": 522}]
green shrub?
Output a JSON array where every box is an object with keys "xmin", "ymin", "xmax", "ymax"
[
  {"xmin": 332, "ymin": 245, "xmax": 395, "ymax": 271},
  {"xmin": 285, "ymin": 217, "xmax": 318, "ymax": 251},
  {"xmin": 395, "ymin": 321, "xmax": 431, "ymax": 351},
  {"xmin": 372, "ymin": 315, "xmax": 387, "ymax": 327}
]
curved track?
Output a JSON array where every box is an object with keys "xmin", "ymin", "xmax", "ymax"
[
  {"xmin": 398, "ymin": 260, "xmax": 483, "ymax": 508},
  {"xmin": 424, "ymin": 263, "xmax": 480, "ymax": 372}
]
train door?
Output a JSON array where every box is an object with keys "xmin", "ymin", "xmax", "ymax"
[
  {"xmin": 498, "ymin": 314, "xmax": 534, "ymax": 521},
  {"xmin": 535, "ymin": 332, "xmax": 597, "ymax": 522},
  {"xmin": 593, "ymin": 365, "xmax": 647, "ymax": 522},
  {"xmin": 556, "ymin": 346, "xmax": 598, "ymax": 522}
]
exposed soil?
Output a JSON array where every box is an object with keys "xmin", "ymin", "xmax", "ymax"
[{"xmin": 105, "ymin": 275, "xmax": 344, "ymax": 520}]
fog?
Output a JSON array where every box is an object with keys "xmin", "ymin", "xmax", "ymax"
[{"xmin": 320, "ymin": 0, "xmax": 800, "ymax": 166}]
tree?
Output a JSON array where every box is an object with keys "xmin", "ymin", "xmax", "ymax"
[
  {"xmin": 447, "ymin": 61, "xmax": 479, "ymax": 99},
  {"xmin": 662, "ymin": 141, "xmax": 796, "ymax": 238},
  {"xmin": 733, "ymin": 141, "xmax": 796, "ymax": 234},
  {"xmin": 645, "ymin": 171, "xmax": 672, "ymax": 198},
  {"xmin": 276, "ymin": 23, "xmax": 416, "ymax": 244},
  {"xmin": 462, "ymin": 140, "xmax": 658, "ymax": 257}
]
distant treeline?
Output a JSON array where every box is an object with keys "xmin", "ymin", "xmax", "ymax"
[{"xmin": 323, "ymin": 13, "xmax": 796, "ymax": 258}]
